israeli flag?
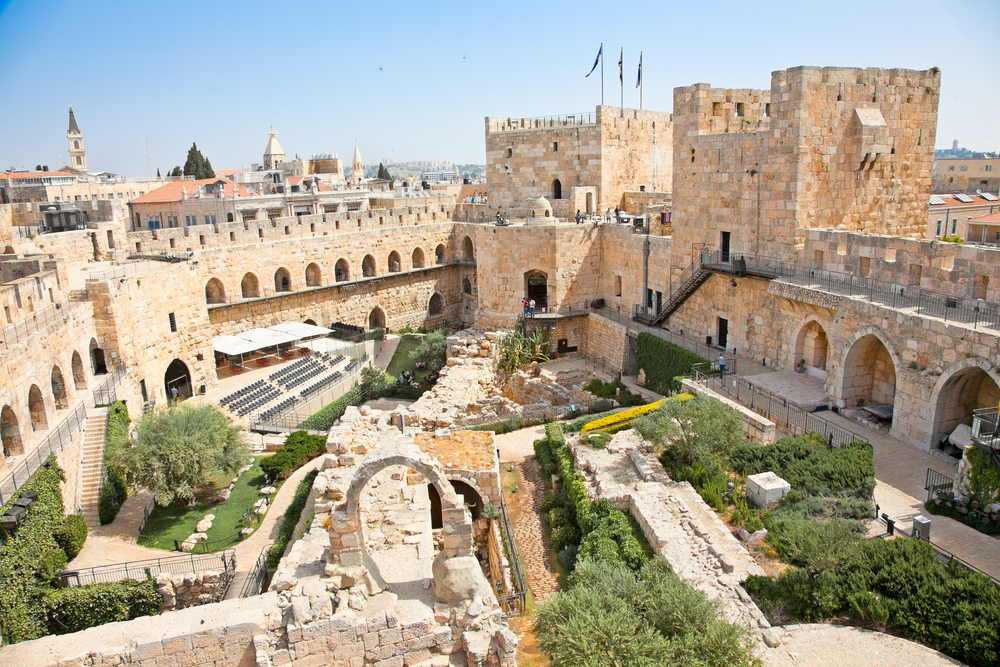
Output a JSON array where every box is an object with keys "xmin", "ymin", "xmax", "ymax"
[
  {"xmin": 636, "ymin": 52, "xmax": 642, "ymax": 89},
  {"xmin": 586, "ymin": 44, "xmax": 603, "ymax": 77},
  {"xmin": 618, "ymin": 48, "xmax": 623, "ymax": 83}
]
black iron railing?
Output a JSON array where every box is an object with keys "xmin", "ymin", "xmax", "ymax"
[
  {"xmin": 240, "ymin": 548, "xmax": 271, "ymax": 598},
  {"xmin": 495, "ymin": 487, "xmax": 527, "ymax": 612},
  {"xmin": 924, "ymin": 467, "xmax": 954, "ymax": 503},
  {"xmin": 59, "ymin": 549, "xmax": 237, "ymax": 596}
]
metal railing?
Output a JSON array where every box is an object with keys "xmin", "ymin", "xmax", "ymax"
[
  {"xmin": 971, "ymin": 407, "xmax": 999, "ymax": 447},
  {"xmin": 84, "ymin": 258, "xmax": 181, "ymax": 283},
  {"xmin": 495, "ymin": 487, "xmax": 527, "ymax": 612},
  {"xmin": 240, "ymin": 548, "xmax": 271, "ymax": 598},
  {"xmin": 0, "ymin": 366, "xmax": 126, "ymax": 504},
  {"xmin": 694, "ymin": 369, "xmax": 868, "ymax": 447},
  {"xmin": 924, "ymin": 467, "xmax": 954, "ymax": 503},
  {"xmin": 58, "ymin": 549, "xmax": 237, "ymax": 595},
  {"xmin": 0, "ymin": 300, "xmax": 89, "ymax": 351},
  {"xmin": 490, "ymin": 112, "xmax": 596, "ymax": 132},
  {"xmin": 597, "ymin": 308, "xmax": 739, "ymax": 370}
]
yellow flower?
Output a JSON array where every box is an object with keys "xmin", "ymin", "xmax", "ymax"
[{"xmin": 580, "ymin": 393, "xmax": 693, "ymax": 434}]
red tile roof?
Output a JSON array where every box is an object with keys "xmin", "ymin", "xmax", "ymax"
[
  {"xmin": 929, "ymin": 194, "xmax": 996, "ymax": 208},
  {"xmin": 970, "ymin": 212, "xmax": 1000, "ymax": 224},
  {"xmin": 130, "ymin": 178, "xmax": 250, "ymax": 204}
]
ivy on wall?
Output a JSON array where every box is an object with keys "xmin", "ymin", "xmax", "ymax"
[{"xmin": 635, "ymin": 332, "xmax": 709, "ymax": 395}]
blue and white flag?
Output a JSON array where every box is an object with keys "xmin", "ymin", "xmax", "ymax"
[
  {"xmin": 585, "ymin": 44, "xmax": 603, "ymax": 77},
  {"xmin": 618, "ymin": 48, "xmax": 623, "ymax": 83},
  {"xmin": 636, "ymin": 52, "xmax": 642, "ymax": 88}
]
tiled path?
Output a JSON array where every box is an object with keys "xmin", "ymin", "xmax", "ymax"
[{"xmin": 494, "ymin": 427, "xmax": 561, "ymax": 602}]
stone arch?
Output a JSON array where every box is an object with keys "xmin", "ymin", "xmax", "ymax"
[
  {"xmin": 89, "ymin": 337, "xmax": 107, "ymax": 375},
  {"xmin": 368, "ymin": 306, "xmax": 386, "ymax": 330},
  {"xmin": 428, "ymin": 292, "xmax": 444, "ymax": 316},
  {"xmin": 205, "ymin": 277, "xmax": 226, "ymax": 305},
  {"xmin": 412, "ymin": 247, "xmax": 425, "ymax": 269},
  {"xmin": 462, "ymin": 236, "xmax": 474, "ymax": 262},
  {"xmin": 51, "ymin": 365, "xmax": 69, "ymax": 410},
  {"xmin": 1, "ymin": 405, "xmax": 23, "ymax": 456},
  {"xmin": 525, "ymin": 269, "xmax": 548, "ymax": 308},
  {"xmin": 303, "ymin": 318, "xmax": 317, "ymax": 326},
  {"xmin": 552, "ymin": 178, "xmax": 562, "ymax": 200},
  {"xmin": 449, "ymin": 478, "xmax": 483, "ymax": 520},
  {"xmin": 387, "ymin": 250, "xmax": 401, "ymax": 273},
  {"xmin": 305, "ymin": 262, "xmax": 322, "ymax": 287},
  {"xmin": 28, "ymin": 384, "xmax": 47, "ymax": 432},
  {"xmin": 3, "ymin": 245, "xmax": 14, "ymax": 255},
  {"xmin": 362, "ymin": 254, "xmax": 376, "ymax": 278},
  {"xmin": 71, "ymin": 350, "xmax": 87, "ymax": 390},
  {"xmin": 274, "ymin": 267, "xmax": 292, "ymax": 292},
  {"xmin": 929, "ymin": 357, "xmax": 1000, "ymax": 448},
  {"xmin": 435, "ymin": 244, "xmax": 446, "ymax": 264},
  {"xmin": 241, "ymin": 272, "xmax": 260, "ymax": 298},
  {"xmin": 792, "ymin": 318, "xmax": 830, "ymax": 374},
  {"xmin": 462, "ymin": 277, "xmax": 472, "ymax": 295},
  {"xmin": 164, "ymin": 358, "xmax": 192, "ymax": 400},
  {"xmin": 838, "ymin": 326, "xmax": 900, "ymax": 415},
  {"xmin": 335, "ymin": 258, "xmax": 350, "ymax": 282}
]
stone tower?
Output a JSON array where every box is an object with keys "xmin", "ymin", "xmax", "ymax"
[
  {"xmin": 263, "ymin": 129, "xmax": 285, "ymax": 170},
  {"xmin": 352, "ymin": 143, "xmax": 363, "ymax": 185},
  {"xmin": 66, "ymin": 106, "xmax": 87, "ymax": 173}
]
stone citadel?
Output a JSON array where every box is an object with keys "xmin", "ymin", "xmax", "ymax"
[{"xmin": 0, "ymin": 64, "xmax": 998, "ymax": 665}]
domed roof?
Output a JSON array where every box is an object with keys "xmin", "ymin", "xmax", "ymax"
[{"xmin": 530, "ymin": 196, "xmax": 552, "ymax": 218}]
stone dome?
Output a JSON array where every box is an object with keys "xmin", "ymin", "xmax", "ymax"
[{"xmin": 530, "ymin": 197, "xmax": 552, "ymax": 219}]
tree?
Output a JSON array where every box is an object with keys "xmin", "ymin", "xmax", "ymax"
[
  {"xmin": 169, "ymin": 166, "xmax": 182, "ymax": 177},
  {"xmin": 183, "ymin": 143, "xmax": 215, "ymax": 180},
  {"xmin": 377, "ymin": 163, "xmax": 392, "ymax": 181},
  {"xmin": 111, "ymin": 403, "xmax": 249, "ymax": 506},
  {"xmin": 35, "ymin": 164, "xmax": 42, "ymax": 171},
  {"xmin": 409, "ymin": 328, "xmax": 450, "ymax": 370},
  {"xmin": 156, "ymin": 168, "xmax": 161, "ymax": 178}
]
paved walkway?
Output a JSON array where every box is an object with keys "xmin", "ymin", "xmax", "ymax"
[
  {"xmin": 68, "ymin": 491, "xmax": 167, "ymax": 570},
  {"xmin": 373, "ymin": 334, "xmax": 402, "ymax": 369}
]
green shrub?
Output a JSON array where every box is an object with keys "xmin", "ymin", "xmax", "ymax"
[
  {"xmin": 99, "ymin": 466, "xmax": 128, "ymax": 525},
  {"xmin": 534, "ymin": 438, "xmax": 557, "ymax": 478},
  {"xmin": 580, "ymin": 433, "xmax": 611, "ymax": 449},
  {"xmin": 967, "ymin": 446, "xmax": 1000, "ymax": 507},
  {"xmin": 43, "ymin": 579, "xmax": 160, "ymax": 635},
  {"xmin": 922, "ymin": 498, "xmax": 1000, "ymax": 536},
  {"xmin": 99, "ymin": 401, "xmax": 131, "ymax": 524},
  {"xmin": 300, "ymin": 386, "xmax": 363, "ymax": 431},
  {"xmin": 53, "ymin": 515, "xmax": 88, "ymax": 560},
  {"xmin": 541, "ymin": 493, "xmax": 566, "ymax": 512},
  {"xmin": 729, "ymin": 434, "xmax": 874, "ymax": 497},
  {"xmin": 267, "ymin": 470, "xmax": 319, "ymax": 568},
  {"xmin": 635, "ymin": 332, "xmax": 708, "ymax": 394},
  {"xmin": 259, "ymin": 431, "xmax": 327, "ymax": 480}
]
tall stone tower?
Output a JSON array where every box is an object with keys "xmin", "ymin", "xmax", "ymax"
[
  {"xmin": 352, "ymin": 143, "xmax": 363, "ymax": 185},
  {"xmin": 66, "ymin": 106, "xmax": 87, "ymax": 173},
  {"xmin": 263, "ymin": 129, "xmax": 285, "ymax": 170}
]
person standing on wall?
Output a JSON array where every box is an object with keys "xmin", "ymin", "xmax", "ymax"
[
  {"xmin": 615, "ymin": 205, "xmax": 621, "ymax": 224},
  {"xmin": 576, "ymin": 210, "xmax": 582, "ymax": 224}
]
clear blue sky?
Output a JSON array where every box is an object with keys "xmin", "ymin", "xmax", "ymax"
[{"xmin": 1, "ymin": 0, "xmax": 997, "ymax": 177}]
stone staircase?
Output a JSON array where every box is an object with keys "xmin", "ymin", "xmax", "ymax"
[{"xmin": 80, "ymin": 407, "xmax": 109, "ymax": 529}]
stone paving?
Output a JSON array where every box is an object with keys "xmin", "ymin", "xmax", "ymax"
[{"xmin": 741, "ymin": 371, "xmax": 832, "ymax": 411}]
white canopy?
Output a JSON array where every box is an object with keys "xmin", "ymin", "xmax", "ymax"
[
  {"xmin": 268, "ymin": 321, "xmax": 333, "ymax": 339},
  {"xmin": 212, "ymin": 335, "xmax": 261, "ymax": 356},
  {"xmin": 301, "ymin": 337, "xmax": 353, "ymax": 354},
  {"xmin": 236, "ymin": 327, "xmax": 299, "ymax": 347}
]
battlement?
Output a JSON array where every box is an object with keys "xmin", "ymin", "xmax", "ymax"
[{"xmin": 673, "ymin": 84, "xmax": 771, "ymax": 136}]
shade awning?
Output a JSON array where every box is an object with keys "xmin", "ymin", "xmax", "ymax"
[
  {"xmin": 236, "ymin": 328, "xmax": 299, "ymax": 347},
  {"xmin": 268, "ymin": 322, "xmax": 333, "ymax": 339},
  {"xmin": 212, "ymin": 335, "xmax": 262, "ymax": 356}
]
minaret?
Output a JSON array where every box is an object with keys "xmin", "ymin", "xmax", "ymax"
[
  {"xmin": 263, "ymin": 128, "xmax": 285, "ymax": 170},
  {"xmin": 352, "ymin": 142, "xmax": 363, "ymax": 185},
  {"xmin": 66, "ymin": 106, "xmax": 87, "ymax": 173}
]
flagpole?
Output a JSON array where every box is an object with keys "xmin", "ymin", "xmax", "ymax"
[
  {"xmin": 640, "ymin": 52, "xmax": 643, "ymax": 110},
  {"xmin": 601, "ymin": 48, "xmax": 604, "ymax": 106},
  {"xmin": 620, "ymin": 48, "xmax": 624, "ymax": 109}
]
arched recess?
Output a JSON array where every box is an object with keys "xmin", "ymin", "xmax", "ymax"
[
  {"xmin": 793, "ymin": 319, "xmax": 830, "ymax": 374},
  {"xmin": 335, "ymin": 258, "xmax": 350, "ymax": 282},
  {"xmin": 449, "ymin": 479, "xmax": 483, "ymax": 520},
  {"xmin": 28, "ymin": 384, "xmax": 47, "ymax": 432},
  {"xmin": 929, "ymin": 358, "xmax": 1000, "ymax": 448},
  {"xmin": 462, "ymin": 236, "xmax": 474, "ymax": 262},
  {"xmin": 205, "ymin": 277, "xmax": 226, "ymax": 305},
  {"xmin": 434, "ymin": 244, "xmax": 446, "ymax": 264},
  {"xmin": 1, "ymin": 405, "xmax": 24, "ymax": 456},
  {"xmin": 525, "ymin": 270, "xmax": 548, "ymax": 307},
  {"xmin": 362, "ymin": 254, "xmax": 376, "ymax": 278},
  {"xmin": 71, "ymin": 350, "xmax": 87, "ymax": 390},
  {"xmin": 89, "ymin": 337, "xmax": 107, "ymax": 375},
  {"xmin": 164, "ymin": 359, "xmax": 192, "ymax": 400},
  {"xmin": 305, "ymin": 262, "xmax": 322, "ymax": 287},
  {"xmin": 51, "ymin": 366, "xmax": 69, "ymax": 410},
  {"xmin": 274, "ymin": 267, "xmax": 292, "ymax": 292},
  {"xmin": 412, "ymin": 247, "xmax": 425, "ymax": 269},
  {"xmin": 552, "ymin": 179, "xmax": 562, "ymax": 200},
  {"xmin": 303, "ymin": 318, "xmax": 317, "ymax": 326},
  {"xmin": 462, "ymin": 277, "xmax": 473, "ymax": 295},
  {"xmin": 241, "ymin": 272, "xmax": 260, "ymax": 298},
  {"xmin": 428, "ymin": 293, "xmax": 443, "ymax": 315},
  {"xmin": 387, "ymin": 251, "xmax": 401, "ymax": 273},
  {"xmin": 368, "ymin": 307, "xmax": 386, "ymax": 330},
  {"xmin": 839, "ymin": 327, "xmax": 899, "ymax": 414},
  {"xmin": 3, "ymin": 246, "xmax": 14, "ymax": 255}
]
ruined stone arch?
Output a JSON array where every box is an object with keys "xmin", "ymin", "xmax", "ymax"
[
  {"xmin": 51, "ymin": 365, "xmax": 69, "ymax": 410},
  {"xmin": 462, "ymin": 236, "xmax": 474, "ymax": 262},
  {"xmin": 362, "ymin": 254, "xmax": 376, "ymax": 277},
  {"xmin": 1, "ymin": 404, "xmax": 24, "ymax": 456},
  {"xmin": 28, "ymin": 384, "xmax": 47, "ymax": 432},
  {"xmin": 71, "ymin": 350, "xmax": 87, "ymax": 390},
  {"xmin": 241, "ymin": 272, "xmax": 260, "ymax": 298},
  {"xmin": 928, "ymin": 357, "xmax": 1000, "ymax": 448},
  {"xmin": 368, "ymin": 306, "xmax": 386, "ymax": 330},
  {"xmin": 274, "ymin": 267, "xmax": 292, "ymax": 292},
  {"xmin": 428, "ymin": 292, "xmax": 444, "ymax": 316},
  {"xmin": 412, "ymin": 247, "xmax": 425, "ymax": 269},
  {"xmin": 303, "ymin": 318, "xmax": 317, "ymax": 326},
  {"xmin": 305, "ymin": 262, "xmax": 322, "ymax": 287},
  {"xmin": 462, "ymin": 277, "xmax": 473, "ymax": 295},
  {"xmin": 837, "ymin": 325, "xmax": 900, "ymax": 415},
  {"xmin": 387, "ymin": 250, "xmax": 401, "ymax": 273},
  {"xmin": 205, "ymin": 277, "xmax": 226, "ymax": 305},
  {"xmin": 434, "ymin": 244, "xmax": 446, "ymax": 264},
  {"xmin": 3, "ymin": 245, "xmax": 14, "ymax": 255},
  {"xmin": 791, "ymin": 317, "xmax": 831, "ymax": 372},
  {"xmin": 335, "ymin": 258, "xmax": 350, "ymax": 282}
]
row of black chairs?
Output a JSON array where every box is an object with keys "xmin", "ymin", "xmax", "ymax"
[
  {"xmin": 331, "ymin": 322, "xmax": 364, "ymax": 335},
  {"xmin": 258, "ymin": 396, "xmax": 299, "ymax": 423},
  {"xmin": 300, "ymin": 371, "xmax": 344, "ymax": 397},
  {"xmin": 280, "ymin": 360, "xmax": 327, "ymax": 390},
  {"xmin": 230, "ymin": 386, "xmax": 282, "ymax": 417},
  {"xmin": 269, "ymin": 357, "xmax": 316, "ymax": 384},
  {"xmin": 221, "ymin": 379, "xmax": 272, "ymax": 407}
]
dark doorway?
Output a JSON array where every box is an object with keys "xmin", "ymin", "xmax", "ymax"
[
  {"xmin": 717, "ymin": 317, "xmax": 729, "ymax": 351},
  {"xmin": 552, "ymin": 179, "xmax": 562, "ymax": 200},
  {"xmin": 655, "ymin": 290, "xmax": 662, "ymax": 314},
  {"xmin": 450, "ymin": 480, "xmax": 483, "ymax": 520},
  {"xmin": 428, "ymin": 483, "xmax": 442, "ymax": 529},
  {"xmin": 526, "ymin": 272, "xmax": 548, "ymax": 307},
  {"xmin": 720, "ymin": 231, "xmax": 731, "ymax": 263},
  {"xmin": 90, "ymin": 338, "xmax": 107, "ymax": 375},
  {"xmin": 164, "ymin": 359, "xmax": 192, "ymax": 400},
  {"xmin": 140, "ymin": 379, "xmax": 148, "ymax": 404}
]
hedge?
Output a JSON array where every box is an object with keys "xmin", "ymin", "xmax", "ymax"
[
  {"xmin": 43, "ymin": 579, "xmax": 160, "ymax": 635},
  {"xmin": 267, "ymin": 470, "xmax": 320, "ymax": 568},
  {"xmin": 53, "ymin": 515, "xmax": 88, "ymax": 560},
  {"xmin": 99, "ymin": 400, "xmax": 130, "ymax": 525},
  {"xmin": 259, "ymin": 431, "xmax": 327, "ymax": 480},
  {"xmin": 635, "ymin": 332, "xmax": 708, "ymax": 395}
]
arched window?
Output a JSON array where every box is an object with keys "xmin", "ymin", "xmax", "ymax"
[
  {"xmin": 368, "ymin": 307, "xmax": 386, "ymax": 329},
  {"xmin": 71, "ymin": 351, "xmax": 87, "ymax": 390},
  {"xmin": 305, "ymin": 262, "xmax": 322, "ymax": 287},
  {"xmin": 435, "ymin": 244, "xmax": 446, "ymax": 264},
  {"xmin": 205, "ymin": 278, "xmax": 226, "ymax": 304},
  {"xmin": 74, "ymin": 141, "xmax": 80, "ymax": 150},
  {"xmin": 274, "ymin": 267, "xmax": 292, "ymax": 292},
  {"xmin": 387, "ymin": 251, "xmax": 401, "ymax": 273},
  {"xmin": 227, "ymin": 213, "xmax": 234, "ymax": 222},
  {"xmin": 462, "ymin": 236, "xmax": 474, "ymax": 261},
  {"xmin": 51, "ymin": 366, "xmax": 69, "ymax": 410},
  {"xmin": 462, "ymin": 278, "xmax": 472, "ymax": 295},
  {"xmin": 552, "ymin": 179, "xmax": 562, "ymax": 200},
  {"xmin": 241, "ymin": 272, "xmax": 260, "ymax": 298},
  {"xmin": 1, "ymin": 405, "xmax": 23, "ymax": 456},
  {"xmin": 428, "ymin": 293, "xmax": 443, "ymax": 315},
  {"xmin": 412, "ymin": 248, "xmax": 425, "ymax": 269},
  {"xmin": 362, "ymin": 255, "xmax": 376, "ymax": 277},
  {"xmin": 525, "ymin": 270, "xmax": 548, "ymax": 307},
  {"xmin": 335, "ymin": 258, "xmax": 350, "ymax": 282},
  {"xmin": 28, "ymin": 384, "xmax": 47, "ymax": 432}
]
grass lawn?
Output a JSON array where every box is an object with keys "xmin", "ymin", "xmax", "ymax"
[
  {"xmin": 384, "ymin": 334, "xmax": 435, "ymax": 385},
  {"xmin": 137, "ymin": 456, "xmax": 278, "ymax": 552}
]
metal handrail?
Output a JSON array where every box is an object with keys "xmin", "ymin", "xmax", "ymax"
[
  {"xmin": 58, "ymin": 549, "xmax": 237, "ymax": 590},
  {"xmin": 495, "ymin": 486, "xmax": 527, "ymax": 612},
  {"xmin": 240, "ymin": 547, "xmax": 271, "ymax": 598}
]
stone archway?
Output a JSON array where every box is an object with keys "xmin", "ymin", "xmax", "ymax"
[
  {"xmin": 241, "ymin": 272, "xmax": 260, "ymax": 298},
  {"xmin": 28, "ymin": 384, "xmax": 47, "ymax": 432},
  {"xmin": 274, "ymin": 267, "xmax": 292, "ymax": 292},
  {"xmin": 838, "ymin": 326, "xmax": 899, "ymax": 417},
  {"xmin": 1, "ymin": 405, "xmax": 24, "ymax": 456},
  {"xmin": 428, "ymin": 293, "xmax": 443, "ymax": 316},
  {"xmin": 368, "ymin": 307, "xmax": 386, "ymax": 330},
  {"xmin": 462, "ymin": 236, "xmax": 474, "ymax": 262},
  {"xmin": 387, "ymin": 251, "xmax": 401, "ymax": 273},
  {"xmin": 929, "ymin": 358, "xmax": 1000, "ymax": 449},
  {"xmin": 463, "ymin": 277, "xmax": 473, "ymax": 295},
  {"xmin": 435, "ymin": 244, "xmax": 446, "ymax": 264},
  {"xmin": 793, "ymin": 318, "xmax": 830, "ymax": 377},
  {"xmin": 205, "ymin": 277, "xmax": 226, "ymax": 305},
  {"xmin": 89, "ymin": 338, "xmax": 107, "ymax": 375},
  {"xmin": 362, "ymin": 254, "xmax": 376, "ymax": 278},
  {"xmin": 412, "ymin": 247, "xmax": 425, "ymax": 269},
  {"xmin": 305, "ymin": 262, "xmax": 322, "ymax": 287},
  {"xmin": 164, "ymin": 358, "xmax": 192, "ymax": 400},
  {"xmin": 51, "ymin": 365, "xmax": 69, "ymax": 410},
  {"xmin": 525, "ymin": 270, "xmax": 548, "ymax": 308},
  {"xmin": 71, "ymin": 350, "xmax": 87, "ymax": 390},
  {"xmin": 330, "ymin": 444, "xmax": 484, "ymax": 603},
  {"xmin": 335, "ymin": 258, "xmax": 350, "ymax": 282}
]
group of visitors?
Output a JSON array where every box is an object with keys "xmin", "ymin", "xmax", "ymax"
[
  {"xmin": 522, "ymin": 298, "xmax": 536, "ymax": 317},
  {"xmin": 396, "ymin": 365, "xmax": 440, "ymax": 388}
]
